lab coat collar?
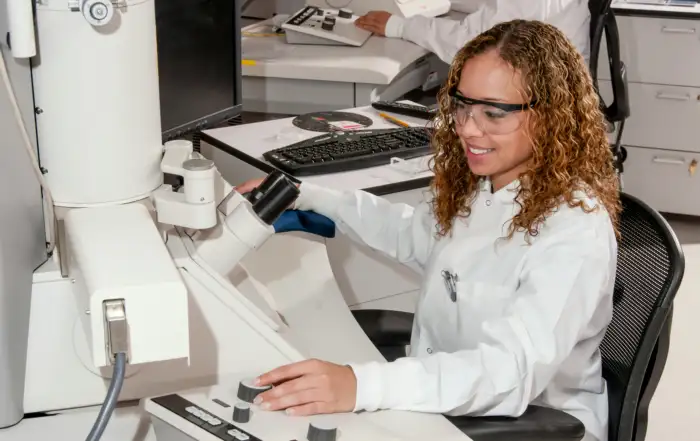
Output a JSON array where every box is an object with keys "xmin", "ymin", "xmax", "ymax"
[{"xmin": 479, "ymin": 177, "xmax": 520, "ymax": 205}]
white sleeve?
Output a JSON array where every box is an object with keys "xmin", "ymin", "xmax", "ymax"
[
  {"xmin": 348, "ymin": 216, "xmax": 616, "ymax": 415},
  {"xmin": 387, "ymin": 0, "xmax": 579, "ymax": 64},
  {"xmin": 294, "ymin": 182, "xmax": 436, "ymax": 268}
]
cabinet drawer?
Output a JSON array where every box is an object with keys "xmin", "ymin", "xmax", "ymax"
[
  {"xmin": 598, "ymin": 15, "xmax": 700, "ymax": 87},
  {"xmin": 598, "ymin": 80, "xmax": 700, "ymax": 153},
  {"xmin": 622, "ymin": 145, "xmax": 700, "ymax": 216}
]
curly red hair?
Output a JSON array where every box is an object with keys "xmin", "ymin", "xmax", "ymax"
[{"xmin": 428, "ymin": 19, "xmax": 620, "ymax": 239}]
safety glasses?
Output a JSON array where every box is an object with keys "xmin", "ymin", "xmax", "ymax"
[{"xmin": 449, "ymin": 90, "xmax": 536, "ymax": 135}]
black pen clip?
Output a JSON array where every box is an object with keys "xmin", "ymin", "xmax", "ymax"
[{"xmin": 441, "ymin": 270, "xmax": 458, "ymax": 302}]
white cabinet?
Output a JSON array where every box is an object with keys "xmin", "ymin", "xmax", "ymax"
[{"xmin": 601, "ymin": 9, "xmax": 700, "ymax": 216}]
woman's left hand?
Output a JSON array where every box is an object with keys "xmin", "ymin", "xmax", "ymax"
[{"xmin": 253, "ymin": 359, "xmax": 357, "ymax": 416}]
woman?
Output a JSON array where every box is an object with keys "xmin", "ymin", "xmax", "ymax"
[
  {"xmin": 235, "ymin": 20, "xmax": 620, "ymax": 441},
  {"xmin": 354, "ymin": 0, "xmax": 591, "ymax": 64}
]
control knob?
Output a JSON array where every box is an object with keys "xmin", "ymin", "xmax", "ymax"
[
  {"xmin": 237, "ymin": 378, "xmax": 271, "ymax": 404},
  {"xmin": 321, "ymin": 20, "xmax": 334, "ymax": 31},
  {"xmin": 338, "ymin": 8, "xmax": 352, "ymax": 19},
  {"xmin": 80, "ymin": 0, "xmax": 115, "ymax": 27},
  {"xmin": 307, "ymin": 421, "xmax": 338, "ymax": 441},
  {"xmin": 232, "ymin": 402, "xmax": 251, "ymax": 423}
]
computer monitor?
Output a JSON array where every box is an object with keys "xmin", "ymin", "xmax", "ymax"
[{"xmin": 155, "ymin": 0, "xmax": 243, "ymax": 142}]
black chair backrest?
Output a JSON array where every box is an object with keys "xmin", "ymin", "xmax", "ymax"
[
  {"xmin": 600, "ymin": 193, "xmax": 685, "ymax": 441},
  {"xmin": 588, "ymin": 0, "xmax": 630, "ymax": 124}
]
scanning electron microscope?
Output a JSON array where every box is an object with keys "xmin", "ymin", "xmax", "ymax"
[{"xmin": 1, "ymin": 1, "xmax": 468, "ymax": 440}]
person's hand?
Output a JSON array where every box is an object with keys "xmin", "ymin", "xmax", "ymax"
[
  {"xmin": 253, "ymin": 359, "xmax": 357, "ymax": 416},
  {"xmin": 354, "ymin": 11, "xmax": 392, "ymax": 36},
  {"xmin": 233, "ymin": 178, "xmax": 265, "ymax": 195}
]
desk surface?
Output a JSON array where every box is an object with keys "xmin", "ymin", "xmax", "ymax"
[
  {"xmin": 202, "ymin": 104, "xmax": 434, "ymax": 195},
  {"xmin": 241, "ymin": 19, "xmax": 430, "ymax": 85},
  {"xmin": 613, "ymin": 0, "xmax": 700, "ymax": 17}
]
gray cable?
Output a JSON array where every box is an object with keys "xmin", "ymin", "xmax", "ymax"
[{"xmin": 85, "ymin": 352, "xmax": 128, "ymax": 441}]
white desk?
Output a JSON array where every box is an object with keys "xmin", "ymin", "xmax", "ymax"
[
  {"xmin": 200, "ymin": 104, "xmax": 434, "ymax": 313},
  {"xmin": 240, "ymin": 16, "xmax": 457, "ymax": 114},
  {"xmin": 0, "ymin": 404, "xmax": 156, "ymax": 441}
]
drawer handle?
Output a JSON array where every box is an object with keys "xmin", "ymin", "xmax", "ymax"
[
  {"xmin": 652, "ymin": 156, "xmax": 685, "ymax": 166},
  {"xmin": 661, "ymin": 26, "xmax": 696, "ymax": 34},
  {"xmin": 656, "ymin": 92, "xmax": 690, "ymax": 101}
]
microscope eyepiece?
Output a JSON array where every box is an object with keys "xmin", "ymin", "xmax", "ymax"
[
  {"xmin": 245, "ymin": 170, "xmax": 286, "ymax": 204},
  {"xmin": 250, "ymin": 173, "xmax": 300, "ymax": 225}
]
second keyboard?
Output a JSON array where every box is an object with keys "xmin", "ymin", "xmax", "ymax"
[{"xmin": 262, "ymin": 127, "xmax": 433, "ymax": 177}]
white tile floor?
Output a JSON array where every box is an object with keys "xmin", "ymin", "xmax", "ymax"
[{"xmin": 646, "ymin": 237, "xmax": 700, "ymax": 441}]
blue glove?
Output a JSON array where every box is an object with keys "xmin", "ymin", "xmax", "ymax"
[{"xmin": 272, "ymin": 210, "xmax": 336, "ymax": 238}]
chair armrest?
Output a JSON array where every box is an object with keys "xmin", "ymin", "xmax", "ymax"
[
  {"xmin": 446, "ymin": 405, "xmax": 586, "ymax": 441},
  {"xmin": 351, "ymin": 309, "xmax": 413, "ymax": 346}
]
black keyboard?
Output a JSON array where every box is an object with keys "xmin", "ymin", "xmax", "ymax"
[
  {"xmin": 263, "ymin": 127, "xmax": 432, "ymax": 177},
  {"xmin": 371, "ymin": 101, "xmax": 438, "ymax": 120}
]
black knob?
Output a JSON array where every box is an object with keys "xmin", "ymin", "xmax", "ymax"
[
  {"xmin": 315, "ymin": 8, "xmax": 323, "ymax": 15},
  {"xmin": 338, "ymin": 8, "xmax": 352, "ymax": 19},
  {"xmin": 307, "ymin": 421, "xmax": 338, "ymax": 441},
  {"xmin": 321, "ymin": 21, "xmax": 334, "ymax": 31},
  {"xmin": 232, "ymin": 402, "xmax": 251, "ymax": 423},
  {"xmin": 237, "ymin": 378, "xmax": 271, "ymax": 404},
  {"xmin": 325, "ymin": 16, "xmax": 336, "ymax": 24}
]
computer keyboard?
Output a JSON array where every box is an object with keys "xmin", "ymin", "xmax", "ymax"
[
  {"xmin": 371, "ymin": 101, "xmax": 438, "ymax": 120},
  {"xmin": 263, "ymin": 127, "xmax": 433, "ymax": 177}
]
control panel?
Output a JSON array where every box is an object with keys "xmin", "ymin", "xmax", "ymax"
[
  {"xmin": 149, "ymin": 379, "xmax": 342, "ymax": 441},
  {"xmin": 145, "ymin": 376, "xmax": 424, "ymax": 441},
  {"xmin": 305, "ymin": 0, "xmax": 451, "ymax": 19},
  {"xmin": 282, "ymin": 6, "xmax": 372, "ymax": 47},
  {"xmin": 151, "ymin": 394, "xmax": 262, "ymax": 441}
]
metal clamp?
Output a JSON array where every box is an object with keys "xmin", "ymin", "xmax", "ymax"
[{"xmin": 103, "ymin": 299, "xmax": 129, "ymax": 364}]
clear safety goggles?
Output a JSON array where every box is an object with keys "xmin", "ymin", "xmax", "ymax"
[{"xmin": 449, "ymin": 90, "xmax": 535, "ymax": 135}]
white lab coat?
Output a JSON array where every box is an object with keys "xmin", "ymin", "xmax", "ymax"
[
  {"xmin": 294, "ymin": 178, "xmax": 617, "ymax": 441},
  {"xmin": 384, "ymin": 0, "xmax": 592, "ymax": 63}
]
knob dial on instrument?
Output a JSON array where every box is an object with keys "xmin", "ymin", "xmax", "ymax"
[
  {"xmin": 321, "ymin": 21, "xmax": 334, "ymax": 31},
  {"xmin": 81, "ymin": 0, "xmax": 115, "ymax": 27},
  {"xmin": 338, "ymin": 8, "xmax": 352, "ymax": 19},
  {"xmin": 232, "ymin": 402, "xmax": 251, "ymax": 423},
  {"xmin": 237, "ymin": 378, "xmax": 271, "ymax": 404},
  {"xmin": 307, "ymin": 421, "xmax": 338, "ymax": 441}
]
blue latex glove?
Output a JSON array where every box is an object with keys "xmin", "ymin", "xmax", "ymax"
[{"xmin": 272, "ymin": 210, "xmax": 336, "ymax": 238}]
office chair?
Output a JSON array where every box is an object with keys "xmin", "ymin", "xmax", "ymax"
[
  {"xmin": 352, "ymin": 192, "xmax": 685, "ymax": 441},
  {"xmin": 589, "ymin": 0, "xmax": 630, "ymax": 175}
]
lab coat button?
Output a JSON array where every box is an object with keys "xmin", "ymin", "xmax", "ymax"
[
  {"xmin": 485, "ymin": 199, "xmax": 492, "ymax": 206},
  {"xmin": 427, "ymin": 348, "xmax": 433, "ymax": 354}
]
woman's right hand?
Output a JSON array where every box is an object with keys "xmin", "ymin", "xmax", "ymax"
[{"xmin": 233, "ymin": 178, "xmax": 265, "ymax": 195}]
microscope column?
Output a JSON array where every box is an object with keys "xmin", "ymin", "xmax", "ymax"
[{"xmin": 32, "ymin": 0, "xmax": 163, "ymax": 207}]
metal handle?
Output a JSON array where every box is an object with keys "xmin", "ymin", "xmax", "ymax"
[
  {"xmin": 656, "ymin": 92, "xmax": 690, "ymax": 101},
  {"xmin": 661, "ymin": 26, "xmax": 696, "ymax": 34},
  {"xmin": 652, "ymin": 156, "xmax": 685, "ymax": 166}
]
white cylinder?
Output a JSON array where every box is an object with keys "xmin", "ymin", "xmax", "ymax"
[
  {"xmin": 7, "ymin": 0, "xmax": 36, "ymax": 58},
  {"xmin": 33, "ymin": 0, "xmax": 163, "ymax": 207},
  {"xmin": 184, "ymin": 162, "xmax": 216, "ymax": 205}
]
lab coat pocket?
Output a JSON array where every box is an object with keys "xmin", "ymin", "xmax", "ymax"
[{"xmin": 455, "ymin": 281, "xmax": 512, "ymax": 326}]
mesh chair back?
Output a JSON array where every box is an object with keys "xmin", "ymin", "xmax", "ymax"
[{"xmin": 600, "ymin": 193, "xmax": 684, "ymax": 441}]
